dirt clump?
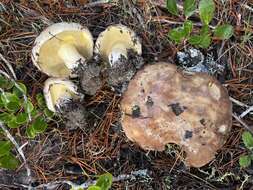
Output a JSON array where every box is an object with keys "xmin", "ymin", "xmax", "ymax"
[
  {"xmin": 78, "ymin": 58, "xmax": 103, "ymax": 96},
  {"xmin": 104, "ymin": 50, "xmax": 144, "ymax": 91},
  {"xmin": 58, "ymin": 101, "xmax": 88, "ymax": 130}
]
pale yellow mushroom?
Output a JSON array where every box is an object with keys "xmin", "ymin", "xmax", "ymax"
[
  {"xmin": 32, "ymin": 22, "xmax": 93, "ymax": 78},
  {"xmin": 94, "ymin": 24, "xmax": 142, "ymax": 66},
  {"xmin": 43, "ymin": 78, "xmax": 83, "ymax": 112}
]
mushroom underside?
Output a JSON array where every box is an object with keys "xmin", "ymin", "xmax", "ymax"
[
  {"xmin": 32, "ymin": 22, "xmax": 93, "ymax": 78},
  {"xmin": 44, "ymin": 78, "xmax": 82, "ymax": 112}
]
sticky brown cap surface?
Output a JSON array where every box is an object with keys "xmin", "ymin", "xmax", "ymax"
[{"xmin": 120, "ymin": 63, "xmax": 232, "ymax": 167}]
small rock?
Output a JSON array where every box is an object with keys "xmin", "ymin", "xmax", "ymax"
[
  {"xmin": 177, "ymin": 48, "xmax": 204, "ymax": 68},
  {"xmin": 177, "ymin": 47, "xmax": 224, "ymax": 74}
]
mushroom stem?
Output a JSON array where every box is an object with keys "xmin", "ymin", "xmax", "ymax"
[
  {"xmin": 108, "ymin": 43, "xmax": 128, "ymax": 66},
  {"xmin": 58, "ymin": 43, "xmax": 86, "ymax": 70}
]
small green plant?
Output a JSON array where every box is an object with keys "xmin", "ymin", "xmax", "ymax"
[
  {"xmin": 239, "ymin": 131, "xmax": 253, "ymax": 168},
  {"xmin": 0, "ymin": 75, "xmax": 53, "ymax": 137},
  {"xmin": 87, "ymin": 173, "xmax": 113, "ymax": 190},
  {"xmin": 0, "ymin": 140, "xmax": 19, "ymax": 169},
  {"xmin": 166, "ymin": 0, "xmax": 234, "ymax": 48},
  {"xmin": 0, "ymin": 74, "xmax": 54, "ymax": 169}
]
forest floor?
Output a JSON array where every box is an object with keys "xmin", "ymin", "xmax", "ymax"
[{"xmin": 0, "ymin": 0, "xmax": 253, "ymax": 189}]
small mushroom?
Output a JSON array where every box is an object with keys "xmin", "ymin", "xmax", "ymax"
[
  {"xmin": 44, "ymin": 78, "xmax": 83, "ymax": 112},
  {"xmin": 94, "ymin": 25, "xmax": 143, "ymax": 86},
  {"xmin": 32, "ymin": 22, "xmax": 93, "ymax": 78},
  {"xmin": 95, "ymin": 24, "xmax": 141, "ymax": 66},
  {"xmin": 120, "ymin": 63, "xmax": 232, "ymax": 167}
]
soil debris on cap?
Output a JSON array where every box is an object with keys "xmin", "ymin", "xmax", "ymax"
[{"xmin": 168, "ymin": 103, "xmax": 186, "ymax": 116}]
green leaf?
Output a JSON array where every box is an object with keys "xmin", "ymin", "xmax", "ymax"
[
  {"xmin": 0, "ymin": 92, "xmax": 19, "ymax": 105},
  {"xmin": 36, "ymin": 93, "xmax": 46, "ymax": 109},
  {"xmin": 239, "ymin": 155, "xmax": 252, "ymax": 168},
  {"xmin": 0, "ymin": 76, "xmax": 14, "ymax": 90},
  {"xmin": 0, "ymin": 75, "xmax": 8, "ymax": 88},
  {"xmin": 199, "ymin": 34, "xmax": 211, "ymax": 48},
  {"xmin": 7, "ymin": 116, "xmax": 19, "ymax": 128},
  {"xmin": 16, "ymin": 113, "xmax": 28, "ymax": 124},
  {"xmin": 31, "ymin": 109, "xmax": 39, "ymax": 117},
  {"xmin": 184, "ymin": 0, "xmax": 196, "ymax": 17},
  {"xmin": 188, "ymin": 35, "xmax": 203, "ymax": 44},
  {"xmin": 0, "ymin": 97, "xmax": 4, "ymax": 108},
  {"xmin": 5, "ymin": 101, "xmax": 20, "ymax": 113},
  {"xmin": 188, "ymin": 25, "xmax": 211, "ymax": 48},
  {"xmin": 168, "ymin": 27, "xmax": 185, "ymax": 43},
  {"xmin": 0, "ymin": 112, "xmax": 12, "ymax": 123},
  {"xmin": 88, "ymin": 186, "xmax": 101, "ymax": 190},
  {"xmin": 199, "ymin": 0, "xmax": 215, "ymax": 25},
  {"xmin": 26, "ymin": 126, "xmax": 36, "ymax": 138},
  {"xmin": 24, "ymin": 100, "xmax": 34, "ymax": 113},
  {"xmin": 0, "ymin": 153, "xmax": 19, "ymax": 170},
  {"xmin": 168, "ymin": 21, "xmax": 192, "ymax": 44},
  {"xmin": 13, "ymin": 82, "xmax": 27, "ymax": 97},
  {"xmin": 200, "ymin": 25, "xmax": 210, "ymax": 35},
  {"xmin": 188, "ymin": 33, "xmax": 211, "ymax": 48},
  {"xmin": 95, "ymin": 173, "xmax": 113, "ymax": 190},
  {"xmin": 31, "ymin": 116, "xmax": 47, "ymax": 133},
  {"xmin": 43, "ymin": 108, "xmax": 54, "ymax": 119},
  {"xmin": 166, "ymin": 0, "xmax": 178, "ymax": 16},
  {"xmin": 242, "ymin": 131, "xmax": 253, "ymax": 149},
  {"xmin": 214, "ymin": 24, "xmax": 234, "ymax": 40},
  {"xmin": 183, "ymin": 20, "xmax": 193, "ymax": 37},
  {"xmin": 0, "ymin": 141, "xmax": 12, "ymax": 157}
]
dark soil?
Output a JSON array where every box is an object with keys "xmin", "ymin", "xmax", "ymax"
[
  {"xmin": 78, "ymin": 58, "xmax": 103, "ymax": 96},
  {"xmin": 104, "ymin": 50, "xmax": 144, "ymax": 89}
]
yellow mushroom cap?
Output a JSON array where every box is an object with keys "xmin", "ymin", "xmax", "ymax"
[
  {"xmin": 32, "ymin": 22, "xmax": 94, "ymax": 78},
  {"xmin": 43, "ymin": 78, "xmax": 83, "ymax": 112},
  {"xmin": 94, "ymin": 24, "xmax": 142, "ymax": 66}
]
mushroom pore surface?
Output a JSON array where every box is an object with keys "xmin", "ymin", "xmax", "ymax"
[{"xmin": 120, "ymin": 63, "xmax": 232, "ymax": 167}]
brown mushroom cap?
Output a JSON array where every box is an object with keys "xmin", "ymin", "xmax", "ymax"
[{"xmin": 120, "ymin": 62, "xmax": 232, "ymax": 167}]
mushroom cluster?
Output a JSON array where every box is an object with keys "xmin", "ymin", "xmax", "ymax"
[
  {"xmin": 32, "ymin": 22, "xmax": 142, "ymax": 114},
  {"xmin": 120, "ymin": 63, "xmax": 232, "ymax": 167},
  {"xmin": 32, "ymin": 22, "xmax": 232, "ymax": 167}
]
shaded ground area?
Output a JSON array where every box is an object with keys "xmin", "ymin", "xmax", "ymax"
[{"xmin": 0, "ymin": 0, "xmax": 253, "ymax": 189}]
